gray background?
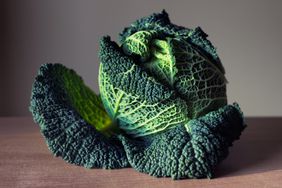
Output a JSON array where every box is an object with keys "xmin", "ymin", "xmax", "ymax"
[{"xmin": 1, "ymin": 0, "xmax": 282, "ymax": 116}]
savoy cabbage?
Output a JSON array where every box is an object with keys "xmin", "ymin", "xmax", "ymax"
[{"xmin": 30, "ymin": 10, "xmax": 246, "ymax": 179}]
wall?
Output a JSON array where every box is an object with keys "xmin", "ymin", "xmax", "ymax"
[{"xmin": 1, "ymin": 0, "xmax": 282, "ymax": 116}]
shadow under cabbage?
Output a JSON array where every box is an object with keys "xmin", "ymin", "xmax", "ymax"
[{"xmin": 214, "ymin": 117, "xmax": 282, "ymax": 177}]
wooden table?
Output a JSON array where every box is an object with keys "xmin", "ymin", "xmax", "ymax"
[{"xmin": 0, "ymin": 117, "xmax": 281, "ymax": 188}]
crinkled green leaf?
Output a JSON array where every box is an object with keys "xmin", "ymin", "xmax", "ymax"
[
  {"xmin": 171, "ymin": 38, "xmax": 227, "ymax": 117},
  {"xmin": 30, "ymin": 64, "xmax": 128, "ymax": 169},
  {"xmin": 122, "ymin": 30, "xmax": 157, "ymax": 62},
  {"xmin": 144, "ymin": 38, "xmax": 178, "ymax": 86},
  {"xmin": 99, "ymin": 37, "xmax": 190, "ymax": 137},
  {"xmin": 54, "ymin": 64, "xmax": 116, "ymax": 136},
  {"xmin": 122, "ymin": 31, "xmax": 227, "ymax": 118},
  {"xmin": 119, "ymin": 10, "xmax": 224, "ymax": 72},
  {"xmin": 119, "ymin": 104, "xmax": 246, "ymax": 179},
  {"xmin": 122, "ymin": 30, "xmax": 178, "ymax": 90}
]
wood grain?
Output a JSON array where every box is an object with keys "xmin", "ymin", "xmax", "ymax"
[{"xmin": 0, "ymin": 117, "xmax": 282, "ymax": 188}]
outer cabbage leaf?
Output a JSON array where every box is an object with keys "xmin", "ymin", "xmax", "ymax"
[
  {"xmin": 30, "ymin": 64, "xmax": 128, "ymax": 168},
  {"xmin": 119, "ymin": 104, "xmax": 246, "ymax": 179},
  {"xmin": 99, "ymin": 36, "xmax": 190, "ymax": 137}
]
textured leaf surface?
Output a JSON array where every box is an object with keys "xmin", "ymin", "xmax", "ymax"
[
  {"xmin": 119, "ymin": 10, "xmax": 224, "ymax": 72},
  {"xmin": 119, "ymin": 10, "xmax": 192, "ymax": 44},
  {"xmin": 99, "ymin": 37, "xmax": 190, "ymax": 137},
  {"xmin": 30, "ymin": 64, "xmax": 128, "ymax": 168},
  {"xmin": 119, "ymin": 104, "xmax": 246, "ymax": 179},
  {"xmin": 55, "ymin": 64, "xmax": 115, "ymax": 135},
  {"xmin": 122, "ymin": 30, "xmax": 156, "ymax": 62},
  {"xmin": 122, "ymin": 31, "xmax": 227, "ymax": 118},
  {"xmin": 144, "ymin": 38, "xmax": 178, "ymax": 86},
  {"xmin": 122, "ymin": 31, "xmax": 178, "ymax": 89},
  {"xmin": 171, "ymin": 38, "xmax": 227, "ymax": 117}
]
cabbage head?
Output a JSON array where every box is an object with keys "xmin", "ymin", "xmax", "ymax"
[{"xmin": 30, "ymin": 10, "xmax": 246, "ymax": 179}]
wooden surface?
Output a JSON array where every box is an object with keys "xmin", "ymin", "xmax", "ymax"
[{"xmin": 0, "ymin": 117, "xmax": 282, "ymax": 188}]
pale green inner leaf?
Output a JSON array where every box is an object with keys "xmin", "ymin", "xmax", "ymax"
[
  {"xmin": 99, "ymin": 63, "xmax": 189, "ymax": 137},
  {"xmin": 143, "ymin": 38, "xmax": 178, "ymax": 87}
]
